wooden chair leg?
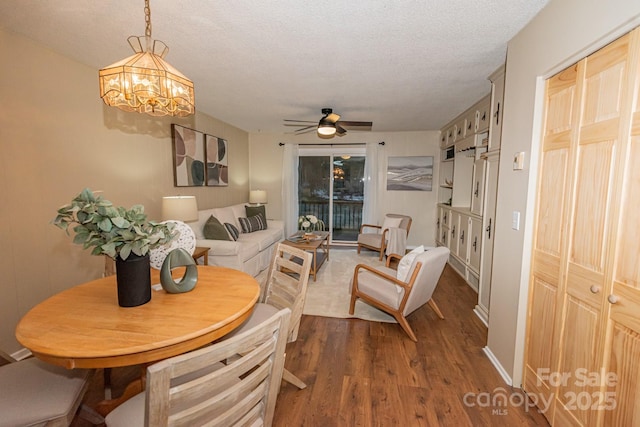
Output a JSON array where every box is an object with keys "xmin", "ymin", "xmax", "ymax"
[
  {"xmin": 282, "ymin": 368, "xmax": 307, "ymax": 389},
  {"xmin": 396, "ymin": 315, "xmax": 418, "ymax": 342},
  {"xmin": 428, "ymin": 299, "xmax": 445, "ymax": 319}
]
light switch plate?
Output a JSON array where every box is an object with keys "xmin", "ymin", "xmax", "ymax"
[
  {"xmin": 512, "ymin": 211, "xmax": 521, "ymax": 230},
  {"xmin": 513, "ymin": 152, "xmax": 525, "ymax": 170}
]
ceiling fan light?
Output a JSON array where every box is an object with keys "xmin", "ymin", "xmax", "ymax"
[{"xmin": 317, "ymin": 118, "xmax": 336, "ymax": 136}]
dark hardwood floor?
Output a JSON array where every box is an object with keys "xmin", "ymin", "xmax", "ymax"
[{"xmin": 72, "ymin": 264, "xmax": 549, "ymax": 426}]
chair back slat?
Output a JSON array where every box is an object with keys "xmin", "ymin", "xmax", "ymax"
[
  {"xmin": 262, "ymin": 243, "xmax": 312, "ymax": 342},
  {"xmin": 145, "ymin": 308, "xmax": 291, "ymax": 427}
]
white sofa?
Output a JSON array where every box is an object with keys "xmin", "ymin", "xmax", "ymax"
[{"xmin": 188, "ymin": 203, "xmax": 284, "ymax": 277}]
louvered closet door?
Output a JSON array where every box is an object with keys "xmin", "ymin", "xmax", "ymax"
[
  {"xmin": 523, "ymin": 62, "xmax": 578, "ymax": 420},
  {"xmin": 603, "ymin": 30, "xmax": 640, "ymax": 427}
]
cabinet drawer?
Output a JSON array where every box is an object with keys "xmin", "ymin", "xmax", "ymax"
[
  {"xmin": 453, "ymin": 118, "xmax": 465, "ymax": 142},
  {"xmin": 458, "ymin": 215, "xmax": 469, "ymax": 262},
  {"xmin": 449, "ymin": 211, "xmax": 461, "ymax": 255},
  {"xmin": 440, "ymin": 207, "xmax": 450, "ymax": 226},
  {"xmin": 468, "ymin": 217, "xmax": 483, "ymax": 272},
  {"xmin": 463, "ymin": 110, "xmax": 476, "ymax": 138},
  {"xmin": 470, "ymin": 158, "xmax": 486, "ymax": 216},
  {"xmin": 446, "ymin": 126, "xmax": 455, "ymax": 147},
  {"xmin": 476, "ymin": 99, "xmax": 491, "ymax": 133}
]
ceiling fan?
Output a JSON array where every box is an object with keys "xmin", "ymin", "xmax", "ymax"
[{"xmin": 284, "ymin": 108, "xmax": 373, "ymax": 137}]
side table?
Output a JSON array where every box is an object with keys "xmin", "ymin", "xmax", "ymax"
[{"xmin": 192, "ymin": 246, "xmax": 210, "ymax": 265}]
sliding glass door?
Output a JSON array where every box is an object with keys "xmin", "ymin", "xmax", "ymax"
[{"xmin": 298, "ymin": 148, "xmax": 365, "ymax": 244}]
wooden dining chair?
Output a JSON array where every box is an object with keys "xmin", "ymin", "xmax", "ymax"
[
  {"xmin": 224, "ymin": 242, "xmax": 313, "ymax": 389},
  {"xmin": 0, "ymin": 349, "xmax": 94, "ymax": 427},
  {"xmin": 104, "ymin": 308, "xmax": 291, "ymax": 427}
]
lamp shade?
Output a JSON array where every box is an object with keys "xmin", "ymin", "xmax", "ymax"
[
  {"xmin": 162, "ymin": 196, "xmax": 198, "ymax": 222},
  {"xmin": 249, "ymin": 190, "xmax": 268, "ymax": 205}
]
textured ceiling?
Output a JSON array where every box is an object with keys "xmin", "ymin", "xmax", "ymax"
[{"xmin": 0, "ymin": 0, "xmax": 549, "ymax": 134}]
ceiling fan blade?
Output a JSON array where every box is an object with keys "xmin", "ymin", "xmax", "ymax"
[
  {"xmin": 283, "ymin": 123, "xmax": 316, "ymax": 127},
  {"xmin": 284, "ymin": 119, "xmax": 317, "ymax": 123},
  {"xmin": 293, "ymin": 125, "xmax": 317, "ymax": 133},
  {"xmin": 337, "ymin": 121, "xmax": 372, "ymax": 130},
  {"xmin": 335, "ymin": 124, "xmax": 347, "ymax": 135},
  {"xmin": 326, "ymin": 113, "xmax": 340, "ymax": 123},
  {"xmin": 294, "ymin": 127, "xmax": 317, "ymax": 135}
]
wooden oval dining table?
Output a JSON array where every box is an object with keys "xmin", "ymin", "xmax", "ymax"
[{"xmin": 15, "ymin": 265, "xmax": 260, "ymax": 370}]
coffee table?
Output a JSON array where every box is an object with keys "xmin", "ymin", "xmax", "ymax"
[{"xmin": 282, "ymin": 231, "xmax": 330, "ymax": 281}]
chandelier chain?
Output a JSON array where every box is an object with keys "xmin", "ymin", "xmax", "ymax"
[{"xmin": 144, "ymin": 0, "xmax": 152, "ymax": 38}]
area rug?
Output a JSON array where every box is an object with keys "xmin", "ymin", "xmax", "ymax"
[
  {"xmin": 256, "ymin": 248, "xmax": 396, "ymax": 322},
  {"xmin": 302, "ymin": 248, "xmax": 397, "ymax": 323}
]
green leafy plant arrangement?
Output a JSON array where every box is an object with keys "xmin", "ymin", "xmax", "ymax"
[{"xmin": 53, "ymin": 188, "xmax": 175, "ymax": 260}]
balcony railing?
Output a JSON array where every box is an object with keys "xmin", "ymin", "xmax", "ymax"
[{"xmin": 299, "ymin": 200, "xmax": 363, "ymax": 241}]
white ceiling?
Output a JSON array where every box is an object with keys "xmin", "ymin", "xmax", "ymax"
[{"xmin": 0, "ymin": 0, "xmax": 549, "ymax": 134}]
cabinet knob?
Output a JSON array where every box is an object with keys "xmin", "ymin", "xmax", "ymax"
[
  {"xmin": 608, "ymin": 294, "xmax": 620, "ymax": 304},
  {"xmin": 589, "ymin": 285, "xmax": 601, "ymax": 294}
]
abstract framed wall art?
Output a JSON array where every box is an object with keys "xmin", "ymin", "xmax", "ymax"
[
  {"xmin": 205, "ymin": 134, "xmax": 228, "ymax": 187},
  {"xmin": 386, "ymin": 156, "xmax": 433, "ymax": 191},
  {"xmin": 171, "ymin": 124, "xmax": 206, "ymax": 187}
]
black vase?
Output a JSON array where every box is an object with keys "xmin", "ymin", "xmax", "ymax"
[{"xmin": 115, "ymin": 253, "xmax": 151, "ymax": 307}]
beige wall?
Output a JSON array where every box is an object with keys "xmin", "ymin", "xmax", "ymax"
[
  {"xmin": 488, "ymin": 0, "xmax": 640, "ymax": 386},
  {"xmin": 0, "ymin": 28, "xmax": 251, "ymax": 353},
  {"xmin": 248, "ymin": 131, "xmax": 441, "ymax": 248}
]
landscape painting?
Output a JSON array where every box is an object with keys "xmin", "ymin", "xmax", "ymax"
[{"xmin": 386, "ymin": 156, "xmax": 433, "ymax": 191}]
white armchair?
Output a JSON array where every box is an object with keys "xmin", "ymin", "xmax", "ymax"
[
  {"xmin": 350, "ymin": 246, "xmax": 450, "ymax": 341},
  {"xmin": 357, "ymin": 214, "xmax": 412, "ymax": 260}
]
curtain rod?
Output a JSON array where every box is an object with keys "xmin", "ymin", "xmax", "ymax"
[{"xmin": 278, "ymin": 141, "xmax": 385, "ymax": 147}]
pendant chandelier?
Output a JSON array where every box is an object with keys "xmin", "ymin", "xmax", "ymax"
[{"xmin": 98, "ymin": 0, "xmax": 195, "ymax": 117}]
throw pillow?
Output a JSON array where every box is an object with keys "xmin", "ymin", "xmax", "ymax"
[
  {"xmin": 381, "ymin": 216, "xmax": 403, "ymax": 232},
  {"xmin": 238, "ymin": 213, "xmax": 267, "ymax": 233},
  {"xmin": 224, "ymin": 222, "xmax": 240, "ymax": 241},
  {"xmin": 203, "ymin": 215, "xmax": 231, "ymax": 241},
  {"xmin": 396, "ymin": 245, "xmax": 425, "ymax": 283},
  {"xmin": 245, "ymin": 205, "xmax": 266, "ymax": 222}
]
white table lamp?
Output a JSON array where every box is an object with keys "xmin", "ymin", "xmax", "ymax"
[
  {"xmin": 162, "ymin": 196, "xmax": 199, "ymax": 222},
  {"xmin": 249, "ymin": 190, "xmax": 268, "ymax": 206}
]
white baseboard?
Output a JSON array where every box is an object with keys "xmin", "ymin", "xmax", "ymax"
[
  {"xmin": 473, "ymin": 306, "xmax": 489, "ymax": 327},
  {"xmin": 482, "ymin": 346, "xmax": 512, "ymax": 386}
]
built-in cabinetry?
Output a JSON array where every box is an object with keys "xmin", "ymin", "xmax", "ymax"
[
  {"xmin": 437, "ymin": 66, "xmax": 504, "ymax": 326},
  {"xmin": 523, "ymin": 29, "xmax": 640, "ymax": 426}
]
